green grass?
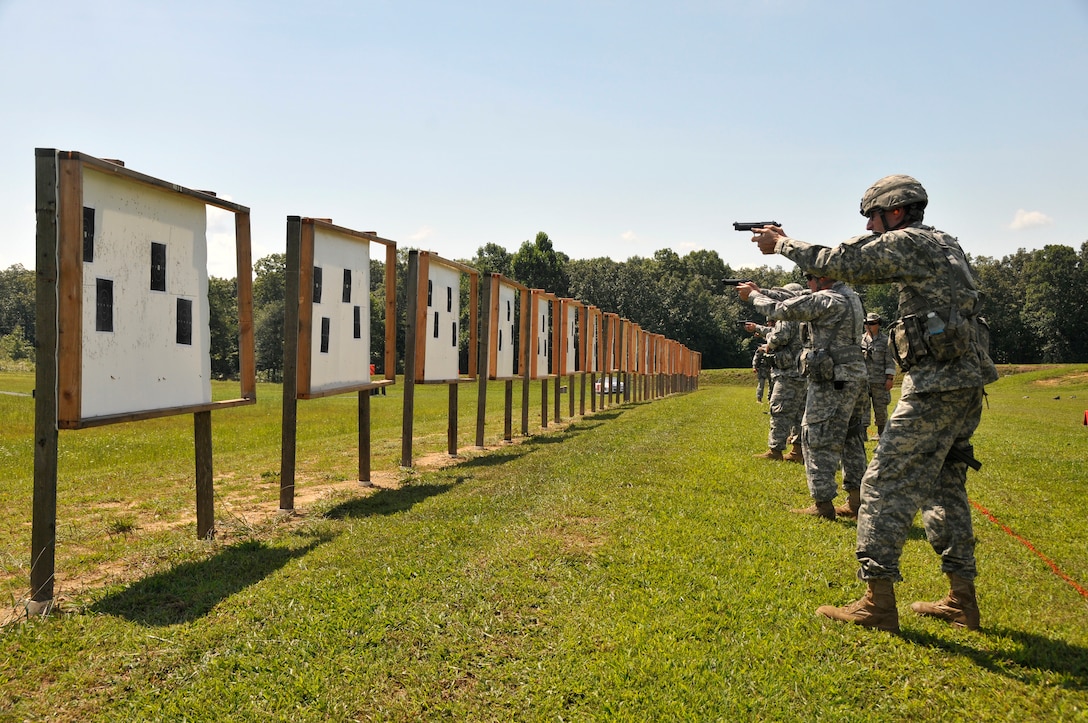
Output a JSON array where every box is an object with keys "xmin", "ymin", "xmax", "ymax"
[{"xmin": 0, "ymin": 367, "xmax": 1086, "ymax": 720}]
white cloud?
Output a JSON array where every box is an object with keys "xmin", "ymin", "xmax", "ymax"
[
  {"xmin": 621, "ymin": 230, "xmax": 637, "ymax": 241},
  {"xmin": 409, "ymin": 225, "xmax": 434, "ymax": 242},
  {"xmin": 1009, "ymin": 209, "xmax": 1053, "ymax": 231}
]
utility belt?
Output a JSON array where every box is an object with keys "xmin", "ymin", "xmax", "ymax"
[
  {"xmin": 889, "ymin": 313, "xmax": 979, "ymax": 371},
  {"xmin": 800, "ymin": 345, "xmax": 863, "ymax": 382}
]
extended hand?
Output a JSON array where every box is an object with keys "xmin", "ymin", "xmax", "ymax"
[{"xmin": 752, "ymin": 225, "xmax": 785, "ymax": 255}]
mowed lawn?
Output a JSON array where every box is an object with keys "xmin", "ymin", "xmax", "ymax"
[{"xmin": 0, "ymin": 367, "xmax": 1086, "ymax": 721}]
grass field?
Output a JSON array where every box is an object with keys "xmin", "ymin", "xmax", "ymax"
[{"xmin": 1, "ymin": 366, "xmax": 1086, "ymax": 720}]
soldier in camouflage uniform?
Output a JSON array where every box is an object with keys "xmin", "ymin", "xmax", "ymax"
[
  {"xmin": 751, "ymin": 175, "xmax": 998, "ymax": 632},
  {"xmin": 747, "ymin": 302, "xmax": 807, "ymax": 462},
  {"xmin": 752, "ymin": 345, "xmax": 773, "ymax": 403},
  {"xmin": 739, "ymin": 277, "xmax": 869, "ymax": 519},
  {"xmin": 861, "ymin": 313, "xmax": 896, "ymax": 438}
]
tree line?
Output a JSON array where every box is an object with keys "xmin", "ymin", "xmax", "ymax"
[{"xmin": 2, "ymin": 237, "xmax": 1086, "ymax": 373}]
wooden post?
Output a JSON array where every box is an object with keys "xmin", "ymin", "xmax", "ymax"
[
  {"xmin": 279, "ymin": 216, "xmax": 301, "ymax": 511},
  {"xmin": 475, "ymin": 276, "xmax": 491, "ymax": 448},
  {"xmin": 541, "ymin": 378, "xmax": 549, "ymax": 428},
  {"xmin": 520, "ymin": 288, "xmax": 530, "ymax": 436},
  {"xmin": 448, "ymin": 383, "xmax": 459, "ymax": 456},
  {"xmin": 401, "ymin": 251, "xmax": 420, "ymax": 467},
  {"xmin": 30, "ymin": 148, "xmax": 59, "ymax": 613},
  {"xmin": 504, "ymin": 380, "xmax": 513, "ymax": 441},
  {"xmin": 359, "ymin": 390, "xmax": 372, "ymax": 485},
  {"xmin": 194, "ymin": 411, "xmax": 214, "ymax": 539}
]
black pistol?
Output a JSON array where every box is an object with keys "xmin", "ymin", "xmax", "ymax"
[
  {"xmin": 733, "ymin": 221, "xmax": 780, "ymax": 232},
  {"xmin": 722, "ymin": 278, "xmax": 753, "ymax": 286}
]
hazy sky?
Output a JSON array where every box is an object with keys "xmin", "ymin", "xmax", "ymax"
[{"xmin": 2, "ymin": 1, "xmax": 1086, "ymax": 278}]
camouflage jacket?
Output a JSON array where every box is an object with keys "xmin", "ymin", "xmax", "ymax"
[
  {"xmin": 749, "ymin": 282, "xmax": 866, "ymax": 382},
  {"xmin": 774, "ymin": 223, "xmax": 998, "ymax": 394},
  {"xmin": 861, "ymin": 330, "xmax": 895, "ymax": 383},
  {"xmin": 764, "ymin": 319, "xmax": 804, "ymax": 379}
]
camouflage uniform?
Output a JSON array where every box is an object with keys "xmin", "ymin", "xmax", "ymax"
[
  {"xmin": 861, "ymin": 326, "xmax": 895, "ymax": 432},
  {"xmin": 774, "ymin": 223, "xmax": 998, "ymax": 582},
  {"xmin": 763, "ymin": 319, "xmax": 806, "ymax": 452},
  {"xmin": 752, "ymin": 347, "xmax": 773, "ymax": 402},
  {"xmin": 749, "ymin": 283, "xmax": 868, "ymax": 503}
]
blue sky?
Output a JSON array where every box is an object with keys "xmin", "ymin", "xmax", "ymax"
[{"xmin": 2, "ymin": 1, "xmax": 1086, "ymax": 278}]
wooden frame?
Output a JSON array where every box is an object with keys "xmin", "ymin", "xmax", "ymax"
[
  {"xmin": 292, "ymin": 217, "xmax": 396, "ymax": 399},
  {"xmin": 50, "ymin": 150, "xmax": 255, "ymax": 429},
  {"xmin": 412, "ymin": 252, "xmax": 479, "ymax": 383},
  {"xmin": 486, "ymin": 274, "xmax": 529, "ymax": 381}
]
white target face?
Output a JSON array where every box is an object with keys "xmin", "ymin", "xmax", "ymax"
[{"xmin": 79, "ymin": 167, "xmax": 212, "ymax": 419}]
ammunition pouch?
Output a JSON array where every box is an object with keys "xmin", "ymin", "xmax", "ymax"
[
  {"xmin": 889, "ymin": 313, "xmax": 972, "ymax": 371},
  {"xmin": 800, "ymin": 349, "xmax": 835, "ymax": 382}
]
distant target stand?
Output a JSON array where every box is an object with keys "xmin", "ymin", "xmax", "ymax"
[
  {"xmin": 279, "ymin": 217, "xmax": 397, "ymax": 511},
  {"xmin": 31, "ymin": 149, "xmax": 257, "ymax": 615}
]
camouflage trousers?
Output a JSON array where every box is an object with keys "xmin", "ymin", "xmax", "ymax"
[
  {"xmin": 864, "ymin": 382, "xmax": 892, "ymax": 433},
  {"xmin": 756, "ymin": 368, "xmax": 773, "ymax": 402},
  {"xmin": 801, "ymin": 379, "xmax": 868, "ymax": 502},
  {"xmin": 767, "ymin": 374, "xmax": 805, "ymax": 450},
  {"xmin": 856, "ymin": 385, "xmax": 984, "ymax": 582}
]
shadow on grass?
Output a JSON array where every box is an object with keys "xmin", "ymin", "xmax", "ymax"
[
  {"xmin": 91, "ymin": 536, "xmax": 328, "ymax": 627},
  {"xmin": 902, "ymin": 625, "xmax": 1088, "ymax": 690},
  {"xmin": 324, "ymin": 480, "xmax": 459, "ymax": 519}
]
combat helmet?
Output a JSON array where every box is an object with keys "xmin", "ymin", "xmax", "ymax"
[{"xmin": 860, "ymin": 174, "xmax": 928, "ymax": 217}]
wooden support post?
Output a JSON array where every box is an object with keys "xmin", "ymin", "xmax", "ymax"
[
  {"xmin": 541, "ymin": 378, "xmax": 549, "ymax": 428},
  {"xmin": 553, "ymin": 375, "xmax": 561, "ymax": 425},
  {"xmin": 569, "ymin": 373, "xmax": 576, "ymax": 418},
  {"xmin": 279, "ymin": 216, "xmax": 301, "ymax": 511},
  {"xmin": 401, "ymin": 251, "xmax": 420, "ymax": 467},
  {"xmin": 475, "ymin": 277, "xmax": 490, "ymax": 448},
  {"xmin": 504, "ymin": 380, "xmax": 513, "ymax": 441},
  {"xmin": 359, "ymin": 390, "xmax": 372, "ymax": 485},
  {"xmin": 30, "ymin": 148, "xmax": 59, "ymax": 613},
  {"xmin": 448, "ymin": 383, "xmax": 458, "ymax": 456},
  {"xmin": 194, "ymin": 411, "xmax": 214, "ymax": 540}
]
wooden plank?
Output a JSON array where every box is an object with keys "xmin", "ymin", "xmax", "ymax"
[
  {"xmin": 234, "ymin": 211, "xmax": 256, "ymax": 400},
  {"xmin": 296, "ymin": 221, "xmax": 315, "ymax": 397},
  {"xmin": 55, "ymin": 155, "xmax": 83, "ymax": 425},
  {"xmin": 384, "ymin": 243, "xmax": 397, "ymax": 383}
]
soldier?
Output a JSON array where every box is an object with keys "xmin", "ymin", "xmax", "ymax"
[
  {"xmin": 861, "ymin": 313, "xmax": 895, "ymax": 438},
  {"xmin": 738, "ymin": 277, "xmax": 868, "ymax": 519},
  {"xmin": 750, "ymin": 175, "xmax": 998, "ymax": 632},
  {"xmin": 752, "ymin": 345, "xmax": 773, "ymax": 403},
  {"xmin": 747, "ymin": 284, "xmax": 807, "ymax": 463}
]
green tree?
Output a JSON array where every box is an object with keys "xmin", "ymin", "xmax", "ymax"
[
  {"xmin": 469, "ymin": 243, "xmax": 514, "ymax": 278},
  {"xmin": 252, "ymin": 253, "xmax": 286, "ymax": 381},
  {"xmin": 0, "ymin": 264, "xmax": 35, "ymax": 345},
  {"xmin": 974, "ymin": 251, "xmax": 1033, "ymax": 364},
  {"xmin": 1021, "ymin": 244, "xmax": 1084, "ymax": 362},
  {"xmin": 207, "ymin": 276, "xmax": 239, "ymax": 379},
  {"xmin": 511, "ymin": 232, "xmax": 569, "ymax": 296}
]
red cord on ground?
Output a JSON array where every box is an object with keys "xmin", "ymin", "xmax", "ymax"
[{"xmin": 971, "ymin": 499, "xmax": 1088, "ymax": 601}]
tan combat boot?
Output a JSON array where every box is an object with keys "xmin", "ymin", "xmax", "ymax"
[
  {"xmin": 790, "ymin": 500, "xmax": 836, "ymax": 521},
  {"xmin": 910, "ymin": 574, "xmax": 980, "ymax": 630},
  {"xmin": 834, "ymin": 488, "xmax": 861, "ymax": 519},
  {"xmin": 754, "ymin": 449, "xmax": 784, "ymax": 461},
  {"xmin": 783, "ymin": 443, "xmax": 804, "ymax": 463},
  {"xmin": 817, "ymin": 579, "xmax": 899, "ymax": 632}
]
